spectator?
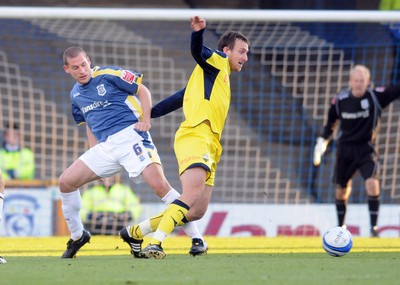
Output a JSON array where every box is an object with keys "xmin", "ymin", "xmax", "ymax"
[
  {"xmin": 0, "ymin": 123, "xmax": 35, "ymax": 180},
  {"xmin": 81, "ymin": 176, "xmax": 142, "ymax": 235}
]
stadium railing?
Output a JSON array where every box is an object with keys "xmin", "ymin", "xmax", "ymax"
[{"xmin": 0, "ymin": 8, "xmax": 399, "ymax": 206}]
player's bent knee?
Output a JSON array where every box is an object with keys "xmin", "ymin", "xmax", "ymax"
[
  {"xmin": 58, "ymin": 174, "xmax": 77, "ymax": 193},
  {"xmin": 58, "ymin": 176, "xmax": 69, "ymax": 193}
]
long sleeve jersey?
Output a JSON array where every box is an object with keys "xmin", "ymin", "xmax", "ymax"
[
  {"xmin": 322, "ymin": 85, "xmax": 400, "ymax": 144},
  {"xmin": 151, "ymin": 29, "xmax": 231, "ymax": 140}
]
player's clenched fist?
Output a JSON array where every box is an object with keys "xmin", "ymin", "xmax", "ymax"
[{"xmin": 191, "ymin": 16, "xmax": 206, "ymax": 31}]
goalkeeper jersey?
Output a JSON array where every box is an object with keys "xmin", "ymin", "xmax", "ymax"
[
  {"xmin": 70, "ymin": 66, "xmax": 143, "ymax": 142},
  {"xmin": 322, "ymin": 85, "xmax": 400, "ymax": 144}
]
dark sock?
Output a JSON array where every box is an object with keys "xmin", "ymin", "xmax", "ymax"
[
  {"xmin": 368, "ymin": 195, "xmax": 380, "ymax": 228},
  {"xmin": 335, "ymin": 199, "xmax": 346, "ymax": 226}
]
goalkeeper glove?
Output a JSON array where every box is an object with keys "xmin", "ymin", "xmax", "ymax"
[{"xmin": 313, "ymin": 137, "xmax": 328, "ymax": 166}]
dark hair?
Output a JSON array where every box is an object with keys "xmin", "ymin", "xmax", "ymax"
[
  {"xmin": 217, "ymin": 31, "xmax": 249, "ymax": 51},
  {"xmin": 63, "ymin": 46, "xmax": 87, "ymax": 65}
]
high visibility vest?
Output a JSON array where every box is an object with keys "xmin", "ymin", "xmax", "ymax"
[
  {"xmin": 380, "ymin": 0, "xmax": 400, "ymax": 10},
  {"xmin": 380, "ymin": 0, "xmax": 400, "ymax": 39},
  {"xmin": 81, "ymin": 183, "xmax": 142, "ymax": 222},
  {"xmin": 0, "ymin": 148, "xmax": 35, "ymax": 180}
]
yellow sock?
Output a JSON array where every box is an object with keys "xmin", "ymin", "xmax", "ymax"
[
  {"xmin": 149, "ymin": 210, "xmax": 166, "ymax": 231},
  {"xmin": 150, "ymin": 200, "xmax": 189, "ymax": 244},
  {"xmin": 129, "ymin": 225, "xmax": 144, "ymax": 240},
  {"xmin": 129, "ymin": 210, "xmax": 166, "ymax": 239}
]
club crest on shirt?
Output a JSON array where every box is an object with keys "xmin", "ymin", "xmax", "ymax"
[
  {"xmin": 96, "ymin": 84, "xmax": 106, "ymax": 96},
  {"xmin": 121, "ymin": 70, "xmax": 136, "ymax": 84},
  {"xmin": 224, "ymin": 75, "xmax": 229, "ymax": 84},
  {"xmin": 361, "ymin": 99, "xmax": 369, "ymax": 109}
]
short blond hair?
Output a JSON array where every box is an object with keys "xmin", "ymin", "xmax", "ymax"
[{"xmin": 350, "ymin": 65, "xmax": 370, "ymax": 81}]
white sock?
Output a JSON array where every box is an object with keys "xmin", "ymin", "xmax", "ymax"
[
  {"xmin": 0, "ymin": 192, "xmax": 4, "ymax": 222},
  {"xmin": 153, "ymin": 229, "xmax": 168, "ymax": 243},
  {"xmin": 182, "ymin": 221, "xmax": 203, "ymax": 240},
  {"xmin": 137, "ymin": 220, "xmax": 152, "ymax": 237},
  {"xmin": 61, "ymin": 190, "xmax": 84, "ymax": 240},
  {"xmin": 161, "ymin": 188, "xmax": 180, "ymax": 204},
  {"xmin": 161, "ymin": 188, "xmax": 204, "ymax": 241}
]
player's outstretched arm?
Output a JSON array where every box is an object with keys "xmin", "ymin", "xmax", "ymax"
[{"xmin": 151, "ymin": 88, "xmax": 185, "ymax": 118}]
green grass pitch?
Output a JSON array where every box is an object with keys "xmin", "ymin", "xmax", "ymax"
[{"xmin": 0, "ymin": 236, "xmax": 399, "ymax": 285}]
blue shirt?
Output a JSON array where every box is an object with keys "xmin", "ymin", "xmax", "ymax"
[{"xmin": 70, "ymin": 66, "xmax": 144, "ymax": 142}]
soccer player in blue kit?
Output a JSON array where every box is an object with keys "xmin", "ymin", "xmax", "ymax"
[{"xmin": 60, "ymin": 46, "xmax": 206, "ymax": 258}]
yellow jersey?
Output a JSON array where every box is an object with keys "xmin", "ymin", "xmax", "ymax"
[{"xmin": 181, "ymin": 29, "xmax": 231, "ymax": 140}]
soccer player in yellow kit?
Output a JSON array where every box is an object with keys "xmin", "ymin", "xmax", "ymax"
[{"xmin": 122, "ymin": 16, "xmax": 249, "ymax": 259}]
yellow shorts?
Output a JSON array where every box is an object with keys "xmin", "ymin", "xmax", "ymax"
[{"xmin": 174, "ymin": 122, "xmax": 222, "ymax": 186}]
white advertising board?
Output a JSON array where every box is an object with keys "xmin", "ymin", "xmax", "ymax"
[
  {"xmin": 142, "ymin": 203, "xmax": 400, "ymax": 238},
  {"xmin": 0, "ymin": 188, "xmax": 54, "ymax": 236}
]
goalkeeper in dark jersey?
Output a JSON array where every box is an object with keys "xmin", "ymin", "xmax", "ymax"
[{"xmin": 313, "ymin": 64, "xmax": 400, "ymax": 237}]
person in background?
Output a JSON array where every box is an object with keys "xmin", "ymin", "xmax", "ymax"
[
  {"xmin": 81, "ymin": 176, "xmax": 142, "ymax": 235},
  {"xmin": 0, "ymin": 123, "xmax": 35, "ymax": 180},
  {"xmin": 313, "ymin": 64, "xmax": 400, "ymax": 237},
  {"xmin": 0, "ymin": 171, "xmax": 7, "ymax": 264}
]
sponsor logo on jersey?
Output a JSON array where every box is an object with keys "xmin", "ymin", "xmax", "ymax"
[
  {"xmin": 96, "ymin": 84, "xmax": 106, "ymax": 96},
  {"xmin": 81, "ymin": 100, "xmax": 112, "ymax": 113},
  {"xmin": 121, "ymin": 70, "xmax": 136, "ymax": 84},
  {"xmin": 342, "ymin": 110, "xmax": 369, "ymax": 119}
]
